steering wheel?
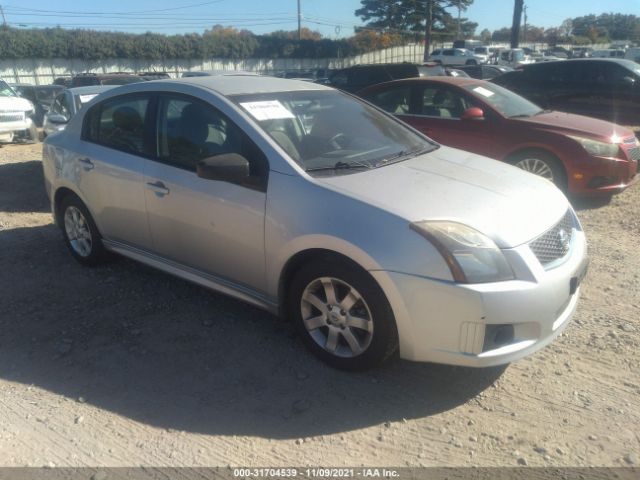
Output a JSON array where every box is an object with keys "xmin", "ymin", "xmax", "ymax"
[{"xmin": 329, "ymin": 133, "xmax": 349, "ymax": 150}]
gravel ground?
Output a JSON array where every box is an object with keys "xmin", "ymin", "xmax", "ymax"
[{"xmin": 0, "ymin": 142, "xmax": 638, "ymax": 468}]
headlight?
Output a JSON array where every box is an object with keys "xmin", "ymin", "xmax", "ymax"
[
  {"xmin": 410, "ymin": 221, "xmax": 514, "ymax": 284},
  {"xmin": 568, "ymin": 135, "xmax": 620, "ymax": 158}
]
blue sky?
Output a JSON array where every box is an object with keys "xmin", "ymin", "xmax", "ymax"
[{"xmin": 2, "ymin": 0, "xmax": 639, "ymax": 38}]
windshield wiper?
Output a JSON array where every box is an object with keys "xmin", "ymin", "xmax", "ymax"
[
  {"xmin": 373, "ymin": 147, "xmax": 432, "ymax": 167},
  {"xmin": 306, "ymin": 160, "xmax": 372, "ymax": 173}
]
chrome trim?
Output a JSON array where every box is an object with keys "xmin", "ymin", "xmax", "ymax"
[{"xmin": 102, "ymin": 239, "xmax": 278, "ymax": 313}]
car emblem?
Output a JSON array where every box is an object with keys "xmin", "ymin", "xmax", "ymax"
[{"xmin": 557, "ymin": 229, "xmax": 570, "ymax": 250}]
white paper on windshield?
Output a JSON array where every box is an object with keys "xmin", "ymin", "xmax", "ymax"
[
  {"xmin": 240, "ymin": 100, "xmax": 294, "ymax": 121},
  {"xmin": 472, "ymin": 86, "xmax": 495, "ymax": 98},
  {"xmin": 79, "ymin": 94, "xmax": 99, "ymax": 104}
]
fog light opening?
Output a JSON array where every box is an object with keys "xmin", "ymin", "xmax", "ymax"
[{"xmin": 483, "ymin": 324, "xmax": 515, "ymax": 352}]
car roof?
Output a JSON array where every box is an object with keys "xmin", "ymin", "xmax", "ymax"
[
  {"xmin": 67, "ymin": 85, "xmax": 118, "ymax": 95},
  {"xmin": 524, "ymin": 58, "xmax": 637, "ymax": 68},
  {"xmin": 153, "ymin": 74, "xmax": 332, "ymax": 96}
]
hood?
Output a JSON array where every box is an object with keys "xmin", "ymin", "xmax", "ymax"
[
  {"xmin": 318, "ymin": 146, "xmax": 569, "ymax": 249},
  {"xmin": 514, "ymin": 111, "xmax": 632, "ymax": 141},
  {"xmin": 0, "ymin": 96, "xmax": 33, "ymax": 111}
]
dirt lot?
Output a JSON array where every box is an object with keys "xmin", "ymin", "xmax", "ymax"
[{"xmin": 0, "ymin": 142, "xmax": 638, "ymax": 468}]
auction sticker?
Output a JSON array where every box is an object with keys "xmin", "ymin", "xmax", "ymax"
[
  {"xmin": 472, "ymin": 86, "xmax": 495, "ymax": 98},
  {"xmin": 79, "ymin": 94, "xmax": 99, "ymax": 104},
  {"xmin": 240, "ymin": 100, "xmax": 295, "ymax": 121}
]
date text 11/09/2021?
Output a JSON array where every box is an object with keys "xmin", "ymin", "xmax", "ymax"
[{"xmin": 232, "ymin": 468, "xmax": 400, "ymax": 478}]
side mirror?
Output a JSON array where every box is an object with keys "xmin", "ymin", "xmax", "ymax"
[
  {"xmin": 621, "ymin": 76, "xmax": 636, "ymax": 87},
  {"xmin": 47, "ymin": 114, "xmax": 69, "ymax": 125},
  {"xmin": 197, "ymin": 153, "xmax": 250, "ymax": 183},
  {"xmin": 461, "ymin": 107, "xmax": 485, "ymax": 121}
]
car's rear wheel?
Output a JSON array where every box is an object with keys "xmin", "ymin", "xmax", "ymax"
[
  {"xmin": 59, "ymin": 195, "xmax": 108, "ymax": 266},
  {"xmin": 288, "ymin": 258, "xmax": 399, "ymax": 370},
  {"xmin": 508, "ymin": 150, "xmax": 567, "ymax": 190}
]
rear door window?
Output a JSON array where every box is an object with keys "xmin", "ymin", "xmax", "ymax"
[
  {"xmin": 83, "ymin": 94, "xmax": 151, "ymax": 156},
  {"xmin": 364, "ymin": 85, "xmax": 412, "ymax": 114}
]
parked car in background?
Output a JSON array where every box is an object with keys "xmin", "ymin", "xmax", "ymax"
[
  {"xmin": 491, "ymin": 59, "xmax": 640, "ymax": 126},
  {"xmin": 10, "ymin": 84, "xmax": 64, "ymax": 126},
  {"xmin": 70, "ymin": 73, "xmax": 144, "ymax": 87},
  {"xmin": 625, "ymin": 47, "xmax": 640, "ymax": 63},
  {"xmin": 544, "ymin": 47, "xmax": 571, "ymax": 59},
  {"xmin": 571, "ymin": 47, "xmax": 593, "ymax": 58},
  {"xmin": 457, "ymin": 64, "xmax": 513, "ymax": 80},
  {"xmin": 327, "ymin": 63, "xmax": 445, "ymax": 93},
  {"xmin": 138, "ymin": 72, "xmax": 171, "ymax": 80},
  {"xmin": 53, "ymin": 77, "xmax": 72, "ymax": 87},
  {"xmin": 359, "ymin": 77, "xmax": 638, "ymax": 196},
  {"xmin": 429, "ymin": 48, "xmax": 483, "ymax": 66},
  {"xmin": 591, "ymin": 49, "xmax": 626, "ymax": 59},
  {"xmin": 181, "ymin": 70, "xmax": 259, "ymax": 78},
  {"xmin": 497, "ymin": 49, "xmax": 535, "ymax": 68},
  {"xmin": 0, "ymin": 79, "xmax": 38, "ymax": 143},
  {"xmin": 473, "ymin": 46, "xmax": 499, "ymax": 64},
  {"xmin": 42, "ymin": 85, "xmax": 115, "ymax": 137},
  {"xmin": 43, "ymin": 75, "xmax": 588, "ymax": 370}
]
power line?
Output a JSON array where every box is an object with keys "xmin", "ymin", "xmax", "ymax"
[{"xmin": 1, "ymin": 0, "xmax": 225, "ymax": 15}]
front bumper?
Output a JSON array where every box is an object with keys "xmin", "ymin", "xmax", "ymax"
[
  {"xmin": 568, "ymin": 152, "xmax": 638, "ymax": 196},
  {"xmin": 0, "ymin": 116, "xmax": 33, "ymax": 135},
  {"xmin": 371, "ymin": 230, "xmax": 587, "ymax": 367}
]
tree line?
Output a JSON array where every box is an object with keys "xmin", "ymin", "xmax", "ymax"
[{"xmin": 0, "ymin": 25, "xmax": 406, "ymax": 60}]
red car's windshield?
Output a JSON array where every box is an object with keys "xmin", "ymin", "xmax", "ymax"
[{"xmin": 464, "ymin": 82, "xmax": 543, "ymax": 118}]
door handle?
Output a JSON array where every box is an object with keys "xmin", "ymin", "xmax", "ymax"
[
  {"xmin": 146, "ymin": 181, "xmax": 170, "ymax": 197},
  {"xmin": 78, "ymin": 157, "xmax": 94, "ymax": 171}
]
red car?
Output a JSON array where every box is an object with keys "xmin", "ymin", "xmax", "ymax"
[{"xmin": 358, "ymin": 77, "xmax": 639, "ymax": 196}]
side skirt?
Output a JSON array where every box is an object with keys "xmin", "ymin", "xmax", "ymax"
[{"xmin": 102, "ymin": 239, "xmax": 279, "ymax": 315}]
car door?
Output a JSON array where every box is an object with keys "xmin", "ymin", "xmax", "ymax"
[
  {"xmin": 75, "ymin": 93, "xmax": 154, "ymax": 249},
  {"xmin": 143, "ymin": 93, "xmax": 268, "ymax": 292},
  {"xmin": 404, "ymin": 83, "xmax": 496, "ymax": 157}
]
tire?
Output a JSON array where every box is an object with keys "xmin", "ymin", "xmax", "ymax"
[
  {"xmin": 287, "ymin": 257, "xmax": 399, "ymax": 371},
  {"xmin": 59, "ymin": 194, "xmax": 108, "ymax": 266},
  {"xmin": 507, "ymin": 150, "xmax": 567, "ymax": 191}
]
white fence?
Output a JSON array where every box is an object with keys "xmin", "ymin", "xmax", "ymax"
[
  {"xmin": 0, "ymin": 43, "xmax": 429, "ymax": 84},
  {"xmin": 0, "ymin": 41, "xmax": 614, "ymax": 84}
]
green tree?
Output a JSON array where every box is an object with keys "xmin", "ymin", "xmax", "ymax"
[{"xmin": 355, "ymin": 0, "xmax": 475, "ymax": 59}]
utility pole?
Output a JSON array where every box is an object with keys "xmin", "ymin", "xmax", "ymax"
[
  {"xmin": 523, "ymin": 4, "xmax": 528, "ymax": 44},
  {"xmin": 457, "ymin": 5, "xmax": 461, "ymax": 40},
  {"xmin": 0, "ymin": 5, "xmax": 7, "ymax": 28},
  {"xmin": 423, "ymin": 0, "xmax": 433, "ymax": 62},
  {"xmin": 510, "ymin": 0, "xmax": 524, "ymax": 48},
  {"xmin": 297, "ymin": 0, "xmax": 301, "ymax": 41}
]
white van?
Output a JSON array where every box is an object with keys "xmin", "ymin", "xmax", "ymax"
[{"xmin": 0, "ymin": 79, "xmax": 38, "ymax": 143}]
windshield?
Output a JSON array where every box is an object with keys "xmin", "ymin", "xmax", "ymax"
[
  {"xmin": 464, "ymin": 82, "xmax": 543, "ymax": 118},
  {"xmin": 0, "ymin": 80, "xmax": 16, "ymax": 97},
  {"xmin": 513, "ymin": 50, "xmax": 525, "ymax": 61},
  {"xmin": 231, "ymin": 90, "xmax": 436, "ymax": 174},
  {"xmin": 474, "ymin": 47, "xmax": 488, "ymax": 54}
]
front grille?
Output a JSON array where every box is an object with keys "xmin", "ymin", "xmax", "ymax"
[
  {"xmin": 623, "ymin": 136, "xmax": 638, "ymax": 145},
  {"xmin": 0, "ymin": 112, "xmax": 24, "ymax": 123},
  {"xmin": 529, "ymin": 210, "xmax": 575, "ymax": 267},
  {"xmin": 628, "ymin": 147, "xmax": 640, "ymax": 162}
]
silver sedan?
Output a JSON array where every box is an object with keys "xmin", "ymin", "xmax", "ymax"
[{"xmin": 42, "ymin": 75, "xmax": 588, "ymax": 370}]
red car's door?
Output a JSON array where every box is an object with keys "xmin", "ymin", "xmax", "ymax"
[{"xmin": 400, "ymin": 84, "xmax": 499, "ymax": 159}]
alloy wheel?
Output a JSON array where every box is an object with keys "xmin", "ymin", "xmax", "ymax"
[
  {"xmin": 300, "ymin": 277, "xmax": 374, "ymax": 358},
  {"xmin": 64, "ymin": 206, "xmax": 93, "ymax": 257}
]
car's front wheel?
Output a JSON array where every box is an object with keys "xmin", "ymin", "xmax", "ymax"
[
  {"xmin": 59, "ymin": 194, "xmax": 108, "ymax": 266},
  {"xmin": 508, "ymin": 150, "xmax": 567, "ymax": 190},
  {"xmin": 288, "ymin": 258, "xmax": 398, "ymax": 370}
]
